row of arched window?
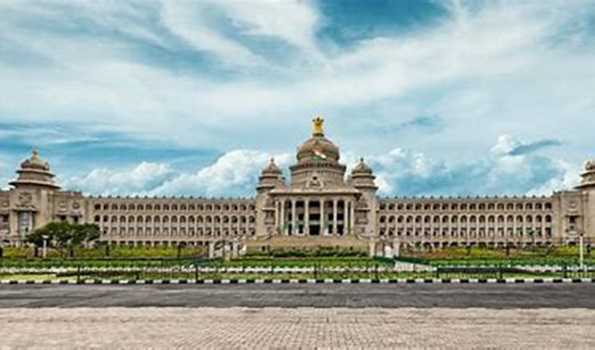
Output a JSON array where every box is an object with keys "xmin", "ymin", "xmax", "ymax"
[
  {"xmin": 379, "ymin": 202, "xmax": 553, "ymax": 212},
  {"xmin": 378, "ymin": 214, "xmax": 553, "ymax": 225},
  {"xmin": 103, "ymin": 227, "xmax": 256, "ymax": 237},
  {"xmin": 379, "ymin": 226, "xmax": 553, "ymax": 239},
  {"xmin": 93, "ymin": 202, "xmax": 256, "ymax": 212},
  {"xmin": 94, "ymin": 215, "xmax": 256, "ymax": 225}
]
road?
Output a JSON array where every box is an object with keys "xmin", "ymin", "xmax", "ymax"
[{"xmin": 1, "ymin": 283, "xmax": 595, "ymax": 308}]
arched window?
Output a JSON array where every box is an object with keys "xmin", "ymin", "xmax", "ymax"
[{"xmin": 545, "ymin": 203, "xmax": 552, "ymax": 210}]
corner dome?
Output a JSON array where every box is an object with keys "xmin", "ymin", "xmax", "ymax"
[
  {"xmin": 21, "ymin": 148, "xmax": 50, "ymax": 171},
  {"xmin": 352, "ymin": 158, "xmax": 373, "ymax": 174},
  {"xmin": 262, "ymin": 158, "xmax": 282, "ymax": 174},
  {"xmin": 9, "ymin": 148, "xmax": 60, "ymax": 190}
]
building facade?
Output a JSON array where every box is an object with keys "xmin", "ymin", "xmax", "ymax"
[{"xmin": 0, "ymin": 118, "xmax": 593, "ymax": 256}]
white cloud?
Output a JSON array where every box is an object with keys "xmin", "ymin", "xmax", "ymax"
[
  {"xmin": 0, "ymin": 0, "xmax": 594, "ymax": 188},
  {"xmin": 160, "ymin": 1, "xmax": 266, "ymax": 67},
  {"xmin": 367, "ymin": 135, "xmax": 578, "ymax": 197},
  {"xmin": 65, "ymin": 150, "xmax": 292, "ymax": 197},
  {"xmin": 216, "ymin": 0, "xmax": 321, "ymax": 55},
  {"xmin": 63, "ymin": 162, "xmax": 174, "ymax": 196},
  {"xmin": 63, "ymin": 135, "xmax": 580, "ymax": 197},
  {"xmin": 149, "ymin": 150, "xmax": 291, "ymax": 197}
]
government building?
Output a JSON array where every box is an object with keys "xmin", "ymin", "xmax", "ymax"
[{"xmin": 0, "ymin": 118, "xmax": 593, "ymax": 257}]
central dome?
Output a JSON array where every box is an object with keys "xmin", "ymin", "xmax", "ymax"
[{"xmin": 296, "ymin": 117, "xmax": 340, "ymax": 163}]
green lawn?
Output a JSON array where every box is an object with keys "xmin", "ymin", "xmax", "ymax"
[{"xmin": 400, "ymin": 246, "xmax": 594, "ymax": 266}]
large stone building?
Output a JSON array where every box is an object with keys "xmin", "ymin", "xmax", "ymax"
[{"xmin": 0, "ymin": 118, "xmax": 593, "ymax": 256}]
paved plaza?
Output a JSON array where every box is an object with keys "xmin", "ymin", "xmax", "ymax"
[
  {"xmin": 1, "ymin": 285, "xmax": 594, "ymax": 349},
  {"xmin": 0, "ymin": 307, "xmax": 594, "ymax": 349}
]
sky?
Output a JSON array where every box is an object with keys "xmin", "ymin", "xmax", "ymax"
[{"xmin": 1, "ymin": 0, "xmax": 594, "ymax": 198}]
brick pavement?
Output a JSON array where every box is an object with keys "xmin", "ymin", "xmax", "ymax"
[{"xmin": 0, "ymin": 308, "xmax": 593, "ymax": 349}]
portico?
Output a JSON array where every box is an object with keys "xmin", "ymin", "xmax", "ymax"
[{"xmin": 272, "ymin": 194, "xmax": 358, "ymax": 236}]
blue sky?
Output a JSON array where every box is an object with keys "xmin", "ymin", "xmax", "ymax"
[{"xmin": 1, "ymin": 0, "xmax": 594, "ymax": 197}]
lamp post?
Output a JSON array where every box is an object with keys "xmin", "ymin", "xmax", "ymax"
[{"xmin": 42, "ymin": 235, "xmax": 49, "ymax": 259}]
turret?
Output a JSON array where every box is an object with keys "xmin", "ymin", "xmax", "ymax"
[
  {"xmin": 256, "ymin": 158, "xmax": 284, "ymax": 193},
  {"xmin": 9, "ymin": 148, "xmax": 60, "ymax": 191},
  {"xmin": 576, "ymin": 159, "xmax": 595, "ymax": 190},
  {"xmin": 351, "ymin": 158, "xmax": 378, "ymax": 191},
  {"xmin": 350, "ymin": 158, "xmax": 378, "ymax": 238}
]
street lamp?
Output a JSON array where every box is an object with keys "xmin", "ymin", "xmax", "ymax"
[{"xmin": 42, "ymin": 235, "xmax": 49, "ymax": 259}]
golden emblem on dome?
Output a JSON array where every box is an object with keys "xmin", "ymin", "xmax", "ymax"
[{"xmin": 312, "ymin": 116, "xmax": 324, "ymax": 136}]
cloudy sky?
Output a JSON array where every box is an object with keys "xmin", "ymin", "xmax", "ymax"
[{"xmin": 1, "ymin": 0, "xmax": 594, "ymax": 197}]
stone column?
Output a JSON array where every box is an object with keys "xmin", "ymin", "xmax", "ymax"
[
  {"xmin": 344, "ymin": 201, "xmax": 349, "ymax": 235},
  {"xmin": 304, "ymin": 199, "xmax": 310, "ymax": 235},
  {"xmin": 333, "ymin": 199, "xmax": 338, "ymax": 235},
  {"xmin": 208, "ymin": 241, "xmax": 215, "ymax": 259},
  {"xmin": 368, "ymin": 240, "xmax": 376, "ymax": 258},
  {"xmin": 320, "ymin": 198, "xmax": 325, "ymax": 235},
  {"xmin": 232, "ymin": 241, "xmax": 239, "ymax": 259},
  {"xmin": 279, "ymin": 199, "xmax": 285, "ymax": 235},
  {"xmin": 393, "ymin": 239, "xmax": 400, "ymax": 257},
  {"xmin": 350, "ymin": 201, "xmax": 355, "ymax": 235},
  {"xmin": 275, "ymin": 200, "xmax": 284, "ymax": 234},
  {"xmin": 291, "ymin": 199, "xmax": 297, "ymax": 235}
]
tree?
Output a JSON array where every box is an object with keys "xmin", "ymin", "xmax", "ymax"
[{"xmin": 26, "ymin": 222, "xmax": 100, "ymax": 258}]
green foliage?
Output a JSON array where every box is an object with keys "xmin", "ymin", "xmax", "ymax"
[
  {"xmin": 246, "ymin": 246, "xmax": 367, "ymax": 258},
  {"xmin": 26, "ymin": 222, "xmax": 100, "ymax": 257},
  {"xmin": 3, "ymin": 247, "xmax": 34, "ymax": 258},
  {"xmin": 400, "ymin": 245, "xmax": 595, "ymax": 266}
]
